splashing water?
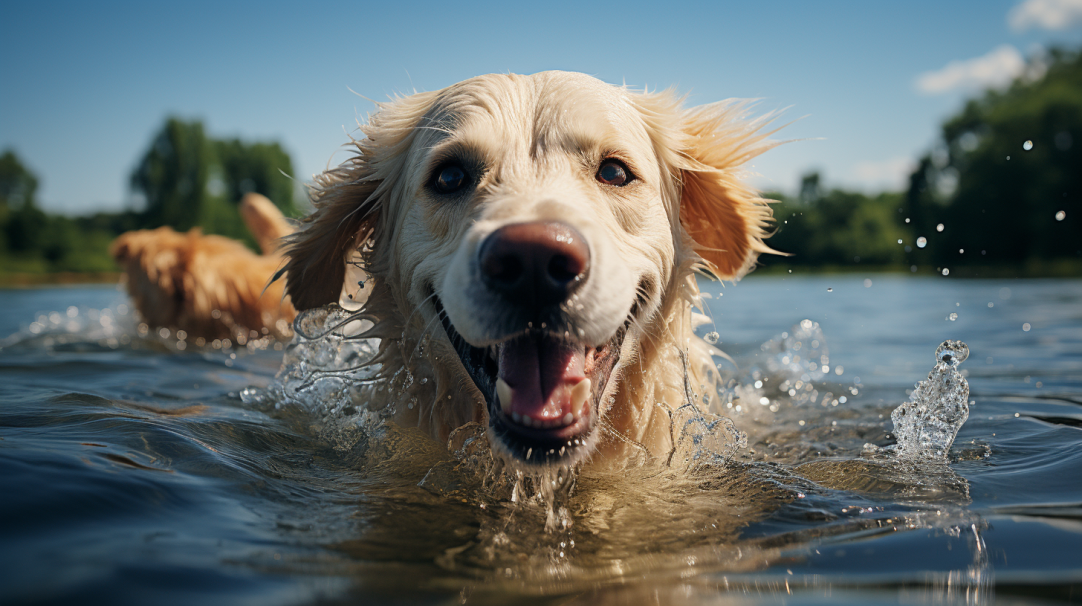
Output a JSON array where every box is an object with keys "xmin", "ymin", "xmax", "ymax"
[
  {"xmin": 885, "ymin": 340, "xmax": 971, "ymax": 460},
  {"xmin": 241, "ymin": 305, "xmax": 384, "ymax": 450},
  {"xmin": 246, "ymin": 303, "xmax": 747, "ymax": 510}
]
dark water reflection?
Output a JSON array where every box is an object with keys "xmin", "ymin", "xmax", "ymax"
[{"xmin": 1, "ymin": 277, "xmax": 1080, "ymax": 605}]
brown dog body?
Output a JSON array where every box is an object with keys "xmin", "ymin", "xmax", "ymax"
[{"xmin": 111, "ymin": 193, "xmax": 296, "ymax": 340}]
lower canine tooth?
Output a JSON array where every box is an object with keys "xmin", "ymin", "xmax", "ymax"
[
  {"xmin": 562, "ymin": 412, "xmax": 574, "ymax": 425},
  {"xmin": 496, "ymin": 378, "xmax": 513, "ymax": 413},
  {"xmin": 571, "ymin": 378, "xmax": 592, "ymax": 411}
]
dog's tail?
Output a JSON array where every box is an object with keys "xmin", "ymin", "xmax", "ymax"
[{"xmin": 240, "ymin": 192, "xmax": 294, "ymax": 255}]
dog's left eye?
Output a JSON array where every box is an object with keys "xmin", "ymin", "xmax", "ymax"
[
  {"xmin": 431, "ymin": 163, "xmax": 470, "ymax": 195},
  {"xmin": 596, "ymin": 159, "xmax": 634, "ymax": 187}
]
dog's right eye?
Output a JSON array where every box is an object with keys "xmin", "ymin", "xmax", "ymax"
[
  {"xmin": 596, "ymin": 159, "xmax": 634, "ymax": 187},
  {"xmin": 431, "ymin": 163, "xmax": 470, "ymax": 195}
]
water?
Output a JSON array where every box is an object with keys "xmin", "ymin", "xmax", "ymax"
[{"xmin": 2, "ymin": 276, "xmax": 1081, "ymax": 605}]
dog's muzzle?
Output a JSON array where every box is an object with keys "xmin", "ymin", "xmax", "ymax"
[{"xmin": 436, "ymin": 220, "xmax": 627, "ymax": 466}]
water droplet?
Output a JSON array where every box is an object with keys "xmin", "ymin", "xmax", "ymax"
[
  {"xmin": 897, "ymin": 239, "xmax": 903, "ymax": 244},
  {"xmin": 827, "ymin": 287, "xmax": 833, "ymax": 292},
  {"xmin": 936, "ymin": 223, "xmax": 945, "ymax": 232},
  {"xmin": 948, "ymin": 312, "xmax": 958, "ymax": 321},
  {"xmin": 863, "ymin": 279, "xmax": 872, "ymax": 288},
  {"xmin": 704, "ymin": 331, "xmax": 719, "ymax": 344},
  {"xmin": 905, "ymin": 217, "xmax": 911, "ymax": 223},
  {"xmin": 916, "ymin": 237, "xmax": 927, "ymax": 248},
  {"xmin": 1055, "ymin": 210, "xmax": 1066, "ymax": 221},
  {"xmin": 1023, "ymin": 140, "xmax": 1033, "ymax": 151},
  {"xmin": 1022, "ymin": 323, "xmax": 1031, "ymax": 332},
  {"xmin": 942, "ymin": 268, "xmax": 950, "ymax": 276},
  {"xmin": 959, "ymin": 249, "xmax": 964, "ymax": 254}
]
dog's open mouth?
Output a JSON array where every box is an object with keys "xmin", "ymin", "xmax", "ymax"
[{"xmin": 434, "ymin": 298, "xmax": 627, "ymax": 466}]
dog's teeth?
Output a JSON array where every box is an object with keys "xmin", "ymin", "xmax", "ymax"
[
  {"xmin": 512, "ymin": 412, "xmax": 521, "ymax": 423},
  {"xmin": 562, "ymin": 412, "xmax": 574, "ymax": 425},
  {"xmin": 571, "ymin": 378, "xmax": 592, "ymax": 411},
  {"xmin": 496, "ymin": 378, "xmax": 513, "ymax": 413}
]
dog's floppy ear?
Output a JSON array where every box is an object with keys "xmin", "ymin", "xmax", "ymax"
[
  {"xmin": 673, "ymin": 101, "xmax": 781, "ymax": 280},
  {"xmin": 283, "ymin": 92, "xmax": 437, "ymax": 310}
]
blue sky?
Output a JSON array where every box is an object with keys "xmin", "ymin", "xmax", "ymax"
[{"xmin": 2, "ymin": 0, "xmax": 1081, "ymax": 214}]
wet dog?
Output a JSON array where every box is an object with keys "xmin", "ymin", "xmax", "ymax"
[
  {"xmin": 281, "ymin": 72, "xmax": 777, "ymax": 468},
  {"xmin": 111, "ymin": 193, "xmax": 296, "ymax": 341}
]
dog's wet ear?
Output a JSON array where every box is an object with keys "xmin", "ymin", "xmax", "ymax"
[
  {"xmin": 678, "ymin": 102, "xmax": 781, "ymax": 280},
  {"xmin": 282, "ymin": 178, "xmax": 377, "ymax": 310},
  {"xmin": 283, "ymin": 92, "xmax": 438, "ymax": 310},
  {"xmin": 642, "ymin": 96, "xmax": 781, "ymax": 280}
]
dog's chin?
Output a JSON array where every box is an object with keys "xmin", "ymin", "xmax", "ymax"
[{"xmin": 434, "ymin": 297, "xmax": 628, "ymax": 468}]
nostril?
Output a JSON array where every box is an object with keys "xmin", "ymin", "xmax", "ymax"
[
  {"xmin": 485, "ymin": 254, "xmax": 523, "ymax": 285},
  {"xmin": 547, "ymin": 254, "xmax": 582, "ymax": 284}
]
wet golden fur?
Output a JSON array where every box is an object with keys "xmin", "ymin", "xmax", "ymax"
[
  {"xmin": 282, "ymin": 72, "xmax": 779, "ymax": 465},
  {"xmin": 111, "ymin": 193, "xmax": 296, "ymax": 340}
]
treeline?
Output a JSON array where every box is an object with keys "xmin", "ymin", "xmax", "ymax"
[
  {"xmin": 0, "ymin": 119, "xmax": 296, "ymax": 281},
  {"xmin": 4, "ymin": 48, "xmax": 1081, "ymax": 281},
  {"xmin": 761, "ymin": 47, "xmax": 1081, "ymax": 276}
]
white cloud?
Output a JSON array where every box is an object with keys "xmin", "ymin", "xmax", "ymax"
[
  {"xmin": 850, "ymin": 157, "xmax": 915, "ymax": 191},
  {"xmin": 915, "ymin": 45, "xmax": 1025, "ymax": 95},
  {"xmin": 1009, "ymin": 0, "xmax": 1082, "ymax": 31}
]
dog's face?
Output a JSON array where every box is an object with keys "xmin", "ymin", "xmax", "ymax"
[{"xmin": 285, "ymin": 72, "xmax": 775, "ymax": 468}]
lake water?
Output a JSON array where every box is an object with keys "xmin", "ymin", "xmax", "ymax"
[{"xmin": 1, "ymin": 275, "xmax": 1080, "ymax": 605}]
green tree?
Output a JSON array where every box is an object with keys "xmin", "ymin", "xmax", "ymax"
[
  {"xmin": 765, "ymin": 173, "xmax": 910, "ymax": 269},
  {"xmin": 0, "ymin": 149, "xmax": 39, "ymax": 210},
  {"xmin": 130, "ymin": 118, "xmax": 213, "ymax": 231},
  {"xmin": 215, "ymin": 139, "xmax": 295, "ymax": 214},
  {"xmin": 0, "ymin": 150, "xmax": 47, "ymax": 253},
  {"xmin": 906, "ymin": 47, "xmax": 1082, "ymax": 267},
  {"xmin": 130, "ymin": 119, "xmax": 297, "ymax": 247}
]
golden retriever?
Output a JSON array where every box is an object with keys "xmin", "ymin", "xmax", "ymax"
[
  {"xmin": 111, "ymin": 193, "xmax": 296, "ymax": 341},
  {"xmin": 279, "ymin": 71, "xmax": 777, "ymax": 468}
]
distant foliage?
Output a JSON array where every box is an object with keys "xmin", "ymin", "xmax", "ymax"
[
  {"xmin": 2, "ymin": 119, "xmax": 297, "ymax": 280},
  {"xmin": 905, "ymin": 47, "xmax": 1081, "ymax": 267},
  {"xmin": 763, "ymin": 48, "xmax": 1081, "ymax": 275},
  {"xmin": 130, "ymin": 118, "xmax": 296, "ymax": 245},
  {"xmin": 763, "ymin": 175, "xmax": 911, "ymax": 270}
]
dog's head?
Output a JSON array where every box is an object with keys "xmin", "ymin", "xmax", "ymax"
[{"xmin": 284, "ymin": 72, "xmax": 775, "ymax": 468}]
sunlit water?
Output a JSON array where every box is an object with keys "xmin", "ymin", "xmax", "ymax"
[{"xmin": 2, "ymin": 276, "xmax": 1081, "ymax": 605}]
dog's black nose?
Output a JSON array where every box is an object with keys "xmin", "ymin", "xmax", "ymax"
[{"xmin": 478, "ymin": 221, "xmax": 590, "ymax": 307}]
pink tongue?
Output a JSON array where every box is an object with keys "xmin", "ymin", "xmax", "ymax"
[{"xmin": 498, "ymin": 335, "xmax": 585, "ymax": 420}]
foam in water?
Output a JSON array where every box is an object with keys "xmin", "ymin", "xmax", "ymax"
[{"xmin": 883, "ymin": 340, "xmax": 971, "ymax": 460}]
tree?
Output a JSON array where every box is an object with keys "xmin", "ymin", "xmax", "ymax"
[
  {"xmin": 765, "ymin": 173, "xmax": 911, "ymax": 269},
  {"xmin": 215, "ymin": 139, "xmax": 295, "ymax": 215},
  {"xmin": 130, "ymin": 118, "xmax": 213, "ymax": 231},
  {"xmin": 905, "ymin": 47, "xmax": 1082, "ymax": 266},
  {"xmin": 129, "ymin": 119, "xmax": 297, "ymax": 246},
  {"xmin": 0, "ymin": 150, "xmax": 46, "ymax": 253},
  {"xmin": 0, "ymin": 149, "xmax": 39, "ymax": 210}
]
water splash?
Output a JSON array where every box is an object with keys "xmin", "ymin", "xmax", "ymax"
[
  {"xmin": 241, "ymin": 304, "xmax": 384, "ymax": 451},
  {"xmin": 718, "ymin": 319, "xmax": 833, "ymax": 415},
  {"xmin": 885, "ymin": 340, "xmax": 971, "ymax": 460}
]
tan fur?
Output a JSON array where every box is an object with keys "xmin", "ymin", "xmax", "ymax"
[
  {"xmin": 284, "ymin": 72, "xmax": 777, "ymax": 465},
  {"xmin": 111, "ymin": 193, "xmax": 296, "ymax": 340}
]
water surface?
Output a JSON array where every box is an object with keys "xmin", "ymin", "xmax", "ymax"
[{"xmin": 1, "ymin": 276, "xmax": 1080, "ymax": 605}]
